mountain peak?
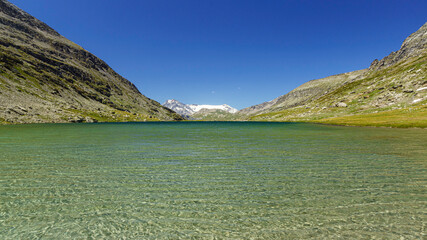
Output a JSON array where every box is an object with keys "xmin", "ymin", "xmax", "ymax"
[
  {"xmin": 0, "ymin": 0, "xmax": 60, "ymax": 37},
  {"xmin": 163, "ymin": 99, "xmax": 238, "ymax": 118},
  {"xmin": 369, "ymin": 22, "xmax": 427, "ymax": 71},
  {"xmin": 165, "ymin": 99, "xmax": 179, "ymax": 104}
]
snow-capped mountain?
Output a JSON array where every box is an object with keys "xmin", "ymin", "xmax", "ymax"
[
  {"xmin": 163, "ymin": 99, "xmax": 238, "ymax": 118},
  {"xmin": 187, "ymin": 104, "xmax": 238, "ymax": 114},
  {"xmin": 163, "ymin": 99, "xmax": 195, "ymax": 118}
]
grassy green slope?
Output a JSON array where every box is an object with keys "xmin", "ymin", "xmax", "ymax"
[
  {"xmin": 315, "ymin": 105, "xmax": 427, "ymax": 128},
  {"xmin": 247, "ymin": 21, "xmax": 427, "ymax": 128},
  {"xmin": 249, "ymin": 53, "xmax": 427, "ymax": 128}
]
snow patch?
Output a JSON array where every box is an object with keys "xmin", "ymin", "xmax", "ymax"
[{"xmin": 188, "ymin": 104, "xmax": 238, "ymax": 113}]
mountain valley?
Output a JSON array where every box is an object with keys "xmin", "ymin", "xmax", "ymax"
[{"xmin": 0, "ymin": 0, "xmax": 425, "ymax": 128}]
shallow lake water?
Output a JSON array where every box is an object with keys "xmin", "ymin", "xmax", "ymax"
[{"xmin": 0, "ymin": 122, "xmax": 426, "ymax": 239}]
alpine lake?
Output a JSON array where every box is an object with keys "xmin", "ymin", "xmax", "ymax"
[{"xmin": 0, "ymin": 122, "xmax": 426, "ymax": 239}]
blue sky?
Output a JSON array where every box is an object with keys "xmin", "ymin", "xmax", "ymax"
[{"xmin": 9, "ymin": 0, "xmax": 427, "ymax": 109}]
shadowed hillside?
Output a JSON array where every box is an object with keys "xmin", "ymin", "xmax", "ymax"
[{"xmin": 0, "ymin": 0, "xmax": 182, "ymax": 123}]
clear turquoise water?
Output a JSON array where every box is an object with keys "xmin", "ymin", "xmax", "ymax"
[{"xmin": 0, "ymin": 122, "xmax": 426, "ymax": 239}]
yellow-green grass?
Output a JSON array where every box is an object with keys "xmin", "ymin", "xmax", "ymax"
[
  {"xmin": 0, "ymin": 117, "xmax": 9, "ymax": 124},
  {"xmin": 314, "ymin": 106, "xmax": 427, "ymax": 128},
  {"xmin": 65, "ymin": 108, "xmax": 161, "ymax": 123}
]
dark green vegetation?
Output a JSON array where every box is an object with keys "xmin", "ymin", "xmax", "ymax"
[
  {"xmin": 1, "ymin": 122, "xmax": 426, "ymax": 238},
  {"xmin": 0, "ymin": 0, "xmax": 182, "ymax": 123},
  {"xmin": 239, "ymin": 23, "xmax": 427, "ymax": 128}
]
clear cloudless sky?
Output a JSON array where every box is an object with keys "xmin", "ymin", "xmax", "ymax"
[{"xmin": 8, "ymin": 0, "xmax": 427, "ymax": 109}]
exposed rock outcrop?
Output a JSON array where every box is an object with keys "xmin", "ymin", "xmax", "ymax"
[{"xmin": 369, "ymin": 23, "xmax": 427, "ymax": 71}]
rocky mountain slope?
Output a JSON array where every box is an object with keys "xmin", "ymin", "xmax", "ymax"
[
  {"xmin": 0, "ymin": 0, "xmax": 182, "ymax": 124},
  {"xmin": 241, "ymin": 22, "xmax": 427, "ymax": 127},
  {"xmin": 163, "ymin": 99, "xmax": 238, "ymax": 120},
  {"xmin": 162, "ymin": 99, "xmax": 195, "ymax": 119},
  {"xmin": 239, "ymin": 69, "xmax": 367, "ymax": 116}
]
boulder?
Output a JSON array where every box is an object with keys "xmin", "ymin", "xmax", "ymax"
[
  {"xmin": 85, "ymin": 116, "xmax": 96, "ymax": 123},
  {"xmin": 70, "ymin": 116, "xmax": 84, "ymax": 123},
  {"xmin": 336, "ymin": 102, "xmax": 347, "ymax": 108}
]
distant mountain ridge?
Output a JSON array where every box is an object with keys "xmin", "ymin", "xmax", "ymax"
[
  {"xmin": 0, "ymin": 0, "xmax": 182, "ymax": 123},
  {"xmin": 163, "ymin": 99, "xmax": 238, "ymax": 119},
  {"xmin": 238, "ymin": 69, "xmax": 367, "ymax": 116}
]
